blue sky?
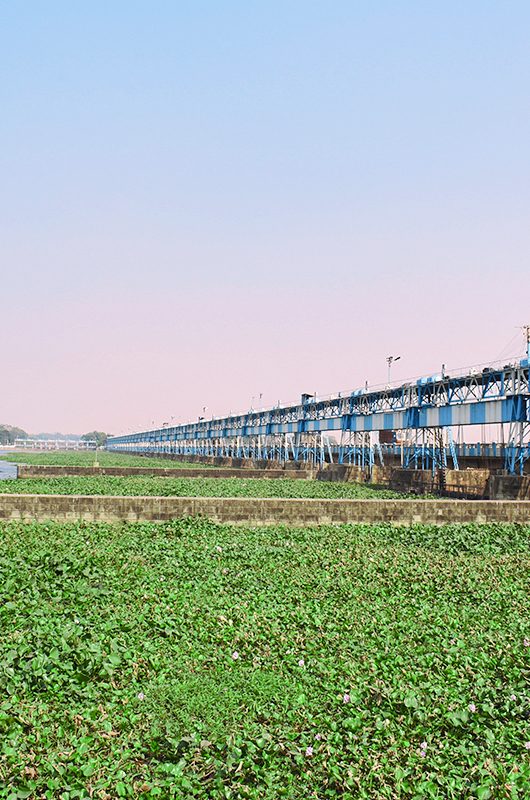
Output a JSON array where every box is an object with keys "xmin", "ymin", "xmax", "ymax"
[{"xmin": 1, "ymin": 2, "xmax": 529, "ymax": 431}]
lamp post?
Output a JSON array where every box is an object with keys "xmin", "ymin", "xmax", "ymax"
[{"xmin": 386, "ymin": 355, "xmax": 401, "ymax": 385}]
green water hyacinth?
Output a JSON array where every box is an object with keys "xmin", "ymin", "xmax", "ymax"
[
  {"xmin": 0, "ymin": 475, "xmax": 405, "ymax": 499},
  {"xmin": 0, "ymin": 451, "xmax": 218, "ymax": 468},
  {"xmin": 0, "ymin": 519, "xmax": 529, "ymax": 798}
]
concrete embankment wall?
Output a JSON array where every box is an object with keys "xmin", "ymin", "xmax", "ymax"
[
  {"xmin": 111, "ymin": 449, "xmax": 530, "ymax": 477},
  {"xmin": 320, "ymin": 464, "xmax": 492, "ymax": 496},
  {"xmin": 382, "ymin": 468, "xmax": 492, "ymax": 496},
  {"xmin": 487, "ymin": 475, "xmax": 530, "ymax": 500},
  {"xmin": 0, "ymin": 494, "xmax": 529, "ymax": 525},
  {"xmin": 15, "ymin": 464, "xmax": 530, "ymax": 499},
  {"xmin": 111, "ymin": 450, "xmax": 530, "ymax": 475},
  {"xmin": 380, "ymin": 469, "xmax": 529, "ymax": 500},
  {"xmin": 17, "ymin": 465, "xmax": 312, "ymax": 480},
  {"xmin": 316, "ymin": 465, "xmax": 365, "ymax": 483},
  {"xmin": 320, "ymin": 464, "xmax": 528, "ymax": 500},
  {"xmin": 108, "ymin": 451, "xmax": 307, "ymax": 470}
]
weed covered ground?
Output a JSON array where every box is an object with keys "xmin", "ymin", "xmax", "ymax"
[
  {"xmin": 0, "ymin": 452, "xmax": 217, "ymax": 469},
  {"xmin": 1, "ymin": 520, "xmax": 530, "ymax": 798},
  {"xmin": 0, "ymin": 475, "xmax": 404, "ymax": 499}
]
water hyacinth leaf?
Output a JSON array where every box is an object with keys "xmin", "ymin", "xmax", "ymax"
[{"xmin": 0, "ymin": 517, "xmax": 529, "ymax": 797}]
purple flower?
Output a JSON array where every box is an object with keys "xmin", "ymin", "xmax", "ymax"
[
  {"xmin": 137, "ymin": 692, "xmax": 145, "ymax": 700},
  {"xmin": 468, "ymin": 703, "xmax": 476, "ymax": 713},
  {"xmin": 420, "ymin": 741, "xmax": 427, "ymax": 750},
  {"xmin": 315, "ymin": 733, "xmax": 322, "ymax": 741},
  {"xmin": 524, "ymin": 638, "xmax": 530, "ymax": 648},
  {"xmin": 511, "ymin": 694, "xmax": 517, "ymax": 701},
  {"xmin": 298, "ymin": 659, "xmax": 305, "ymax": 667},
  {"xmin": 305, "ymin": 746, "xmax": 313, "ymax": 757},
  {"xmin": 343, "ymin": 693, "xmax": 350, "ymax": 704},
  {"xmin": 232, "ymin": 651, "xmax": 239, "ymax": 660},
  {"xmin": 525, "ymin": 741, "xmax": 530, "ymax": 750}
]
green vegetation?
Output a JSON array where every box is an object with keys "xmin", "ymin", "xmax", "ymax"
[
  {"xmin": 0, "ymin": 475, "xmax": 404, "ymax": 499},
  {"xmin": 81, "ymin": 432, "xmax": 108, "ymax": 448},
  {"xmin": 0, "ymin": 425, "xmax": 27, "ymax": 445},
  {"xmin": 1, "ymin": 520, "xmax": 530, "ymax": 798},
  {"xmin": 0, "ymin": 451, "xmax": 216, "ymax": 469}
]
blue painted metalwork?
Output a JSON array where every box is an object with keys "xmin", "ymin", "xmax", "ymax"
[{"xmin": 108, "ymin": 358, "xmax": 530, "ymax": 473}]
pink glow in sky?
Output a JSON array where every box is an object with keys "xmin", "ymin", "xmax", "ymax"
[{"xmin": 2, "ymin": 3, "xmax": 529, "ymax": 435}]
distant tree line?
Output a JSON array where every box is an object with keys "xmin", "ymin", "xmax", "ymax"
[
  {"xmin": 0, "ymin": 426, "xmax": 109, "ymax": 447},
  {"xmin": 81, "ymin": 431, "xmax": 108, "ymax": 447},
  {"xmin": 0, "ymin": 425, "xmax": 28, "ymax": 445}
]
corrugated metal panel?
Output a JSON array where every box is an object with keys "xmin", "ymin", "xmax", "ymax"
[
  {"xmin": 484, "ymin": 402, "xmax": 500, "ymax": 423},
  {"xmin": 426, "ymin": 408, "xmax": 440, "ymax": 427},
  {"xmin": 470, "ymin": 404, "xmax": 486, "ymax": 425},
  {"xmin": 439, "ymin": 406, "xmax": 452, "ymax": 426},
  {"xmin": 393, "ymin": 411, "xmax": 405, "ymax": 429},
  {"xmin": 452, "ymin": 405, "xmax": 471, "ymax": 425}
]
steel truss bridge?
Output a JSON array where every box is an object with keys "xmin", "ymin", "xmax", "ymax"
[{"xmin": 107, "ymin": 354, "xmax": 530, "ymax": 475}]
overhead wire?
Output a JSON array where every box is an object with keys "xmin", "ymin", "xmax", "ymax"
[{"xmin": 494, "ymin": 330, "xmax": 523, "ymax": 362}]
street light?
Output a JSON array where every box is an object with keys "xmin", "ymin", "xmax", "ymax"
[{"xmin": 386, "ymin": 355, "xmax": 401, "ymax": 385}]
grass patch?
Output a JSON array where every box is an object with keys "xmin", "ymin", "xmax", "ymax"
[{"xmin": 1, "ymin": 520, "xmax": 530, "ymax": 798}]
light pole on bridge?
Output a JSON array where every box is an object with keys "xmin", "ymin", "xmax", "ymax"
[{"xmin": 386, "ymin": 355, "xmax": 401, "ymax": 386}]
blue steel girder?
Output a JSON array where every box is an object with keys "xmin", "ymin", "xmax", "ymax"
[{"xmin": 108, "ymin": 361, "xmax": 530, "ymax": 471}]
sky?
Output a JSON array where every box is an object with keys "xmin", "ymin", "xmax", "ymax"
[{"xmin": 1, "ymin": 1, "xmax": 529, "ymax": 435}]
